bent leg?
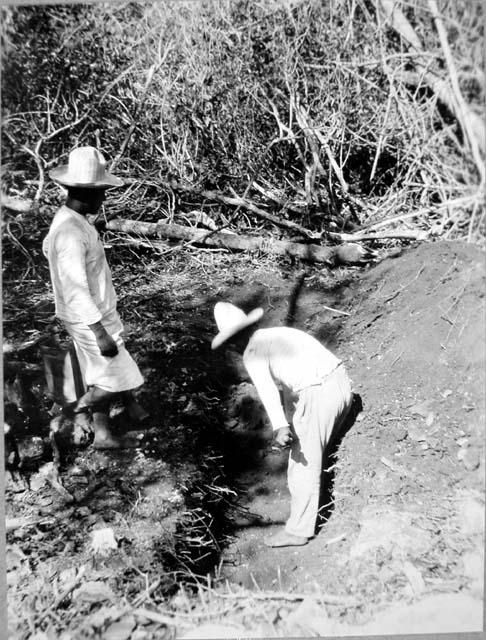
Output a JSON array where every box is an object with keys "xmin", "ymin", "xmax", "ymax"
[
  {"xmin": 285, "ymin": 387, "xmax": 326, "ymax": 538},
  {"xmin": 285, "ymin": 368, "xmax": 353, "ymax": 538}
]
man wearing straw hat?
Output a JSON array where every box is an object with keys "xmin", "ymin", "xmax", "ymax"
[
  {"xmin": 43, "ymin": 146, "xmax": 148, "ymax": 449},
  {"xmin": 211, "ymin": 302, "xmax": 353, "ymax": 547}
]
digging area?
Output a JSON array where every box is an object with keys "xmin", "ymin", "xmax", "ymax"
[{"xmin": 5, "ymin": 240, "xmax": 485, "ymax": 638}]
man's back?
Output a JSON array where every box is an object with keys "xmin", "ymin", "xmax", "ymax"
[{"xmin": 244, "ymin": 326, "xmax": 342, "ymax": 394}]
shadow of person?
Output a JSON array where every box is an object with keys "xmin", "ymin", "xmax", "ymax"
[{"xmin": 315, "ymin": 392, "xmax": 363, "ymax": 534}]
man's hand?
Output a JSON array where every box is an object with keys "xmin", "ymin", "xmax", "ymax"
[
  {"xmin": 88, "ymin": 322, "xmax": 119, "ymax": 357},
  {"xmin": 273, "ymin": 426, "xmax": 293, "ymax": 448}
]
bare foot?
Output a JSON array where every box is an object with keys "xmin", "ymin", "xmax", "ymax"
[
  {"xmin": 92, "ymin": 434, "xmax": 139, "ymax": 450},
  {"xmin": 264, "ymin": 530, "xmax": 308, "ymax": 548}
]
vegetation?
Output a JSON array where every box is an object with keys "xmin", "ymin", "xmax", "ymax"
[{"xmin": 2, "ymin": 0, "xmax": 484, "ymax": 241}]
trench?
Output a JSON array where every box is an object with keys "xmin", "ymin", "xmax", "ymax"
[{"xmin": 155, "ymin": 269, "xmax": 362, "ymax": 590}]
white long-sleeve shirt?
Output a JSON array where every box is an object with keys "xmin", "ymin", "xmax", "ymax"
[
  {"xmin": 243, "ymin": 327, "xmax": 342, "ymax": 431},
  {"xmin": 42, "ymin": 206, "xmax": 117, "ymax": 325}
]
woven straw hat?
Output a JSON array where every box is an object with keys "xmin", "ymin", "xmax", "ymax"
[
  {"xmin": 211, "ymin": 302, "xmax": 264, "ymax": 350},
  {"xmin": 49, "ymin": 146, "xmax": 123, "ymax": 188}
]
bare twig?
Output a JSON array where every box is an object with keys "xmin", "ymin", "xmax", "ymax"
[{"xmin": 35, "ymin": 566, "xmax": 86, "ymax": 624}]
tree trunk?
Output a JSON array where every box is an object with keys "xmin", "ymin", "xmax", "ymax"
[{"xmin": 106, "ymin": 219, "xmax": 335, "ymax": 263}]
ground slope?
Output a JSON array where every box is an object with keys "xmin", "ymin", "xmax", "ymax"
[{"xmin": 5, "ymin": 240, "xmax": 485, "ymax": 639}]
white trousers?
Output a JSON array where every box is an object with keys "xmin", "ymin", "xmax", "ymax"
[
  {"xmin": 284, "ymin": 364, "xmax": 353, "ymax": 538},
  {"xmin": 63, "ymin": 310, "xmax": 144, "ymax": 395}
]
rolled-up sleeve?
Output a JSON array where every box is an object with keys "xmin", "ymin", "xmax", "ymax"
[
  {"xmin": 244, "ymin": 347, "xmax": 289, "ymax": 431},
  {"xmin": 53, "ymin": 230, "xmax": 102, "ymax": 324}
]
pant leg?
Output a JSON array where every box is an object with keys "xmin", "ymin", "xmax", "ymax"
[
  {"xmin": 285, "ymin": 366, "xmax": 352, "ymax": 537},
  {"xmin": 64, "ymin": 320, "xmax": 143, "ymax": 392}
]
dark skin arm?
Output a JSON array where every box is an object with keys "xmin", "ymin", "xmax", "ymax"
[{"xmin": 88, "ymin": 321, "xmax": 119, "ymax": 357}]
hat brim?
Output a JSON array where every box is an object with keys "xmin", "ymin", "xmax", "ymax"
[
  {"xmin": 211, "ymin": 307, "xmax": 264, "ymax": 350},
  {"xmin": 49, "ymin": 166, "xmax": 124, "ymax": 189}
]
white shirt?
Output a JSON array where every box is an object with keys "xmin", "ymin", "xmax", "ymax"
[
  {"xmin": 42, "ymin": 206, "xmax": 117, "ymax": 325},
  {"xmin": 243, "ymin": 327, "xmax": 342, "ymax": 431}
]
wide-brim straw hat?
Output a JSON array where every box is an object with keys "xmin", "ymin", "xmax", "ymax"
[
  {"xmin": 211, "ymin": 302, "xmax": 264, "ymax": 350},
  {"xmin": 49, "ymin": 146, "xmax": 123, "ymax": 188}
]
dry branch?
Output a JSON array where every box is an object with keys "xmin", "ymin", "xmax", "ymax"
[
  {"xmin": 106, "ymin": 218, "xmax": 334, "ymax": 263},
  {"xmin": 212, "ymin": 588, "xmax": 359, "ymax": 607},
  {"xmin": 135, "ymin": 179, "xmax": 320, "ymax": 239},
  {"xmin": 109, "ymin": 62, "xmax": 161, "ymax": 172},
  {"xmin": 330, "ymin": 229, "xmax": 428, "ymax": 242}
]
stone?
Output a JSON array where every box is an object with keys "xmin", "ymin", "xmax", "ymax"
[
  {"xmin": 462, "ymin": 550, "xmax": 484, "ymax": 583},
  {"xmin": 462, "ymin": 448, "xmax": 480, "ymax": 471},
  {"xmin": 104, "ymin": 616, "xmax": 136, "ymax": 640},
  {"xmin": 457, "ymin": 493, "xmax": 484, "ymax": 536},
  {"xmin": 350, "ymin": 507, "xmax": 432, "ymax": 558},
  {"xmin": 359, "ymin": 593, "xmax": 483, "ymax": 634}
]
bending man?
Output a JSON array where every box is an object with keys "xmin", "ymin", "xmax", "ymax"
[
  {"xmin": 211, "ymin": 302, "xmax": 353, "ymax": 547},
  {"xmin": 43, "ymin": 146, "xmax": 148, "ymax": 449}
]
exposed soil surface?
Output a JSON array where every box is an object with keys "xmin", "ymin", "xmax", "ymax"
[{"xmin": 4, "ymin": 240, "xmax": 485, "ymax": 638}]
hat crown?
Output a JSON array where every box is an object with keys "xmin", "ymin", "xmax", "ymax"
[
  {"xmin": 67, "ymin": 146, "xmax": 107, "ymax": 185},
  {"xmin": 214, "ymin": 302, "xmax": 247, "ymax": 333}
]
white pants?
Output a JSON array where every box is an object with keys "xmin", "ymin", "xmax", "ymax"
[
  {"xmin": 285, "ymin": 365, "xmax": 353, "ymax": 538},
  {"xmin": 63, "ymin": 310, "xmax": 144, "ymax": 395}
]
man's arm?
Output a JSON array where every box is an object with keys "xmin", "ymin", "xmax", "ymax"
[{"xmin": 243, "ymin": 350, "xmax": 290, "ymax": 431}]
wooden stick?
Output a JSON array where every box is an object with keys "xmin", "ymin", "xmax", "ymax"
[
  {"xmin": 329, "ymin": 229, "xmax": 429, "ymax": 242},
  {"xmin": 169, "ymin": 180, "xmax": 319, "ymax": 238},
  {"xmin": 212, "ymin": 588, "xmax": 359, "ymax": 607},
  {"xmin": 110, "ymin": 63, "xmax": 160, "ymax": 172}
]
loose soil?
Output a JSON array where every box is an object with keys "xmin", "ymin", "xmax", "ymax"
[{"xmin": 4, "ymin": 239, "xmax": 485, "ymax": 638}]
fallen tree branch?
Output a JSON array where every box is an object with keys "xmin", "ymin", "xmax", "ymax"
[
  {"xmin": 329, "ymin": 229, "xmax": 429, "ymax": 242},
  {"xmin": 211, "ymin": 587, "xmax": 360, "ymax": 607},
  {"xmin": 106, "ymin": 218, "xmax": 334, "ymax": 263}
]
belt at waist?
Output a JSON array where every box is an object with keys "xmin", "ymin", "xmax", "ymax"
[{"xmin": 294, "ymin": 362, "xmax": 343, "ymax": 393}]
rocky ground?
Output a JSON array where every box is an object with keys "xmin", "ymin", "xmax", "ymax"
[{"xmin": 4, "ymin": 239, "xmax": 485, "ymax": 639}]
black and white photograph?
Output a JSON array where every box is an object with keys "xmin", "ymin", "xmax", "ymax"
[{"xmin": 1, "ymin": 0, "xmax": 485, "ymax": 638}]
